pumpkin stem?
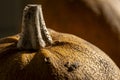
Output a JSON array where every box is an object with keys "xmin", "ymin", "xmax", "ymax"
[{"xmin": 17, "ymin": 4, "xmax": 53, "ymax": 50}]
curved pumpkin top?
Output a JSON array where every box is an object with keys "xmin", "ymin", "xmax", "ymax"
[{"xmin": 0, "ymin": 29, "xmax": 120, "ymax": 80}]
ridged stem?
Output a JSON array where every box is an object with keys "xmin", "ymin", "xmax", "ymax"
[{"xmin": 17, "ymin": 4, "xmax": 52, "ymax": 50}]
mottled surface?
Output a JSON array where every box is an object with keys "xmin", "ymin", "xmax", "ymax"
[{"xmin": 0, "ymin": 29, "xmax": 120, "ymax": 80}]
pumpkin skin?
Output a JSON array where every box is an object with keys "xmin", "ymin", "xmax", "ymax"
[
  {"xmin": 0, "ymin": 4, "xmax": 120, "ymax": 80},
  {"xmin": 0, "ymin": 29, "xmax": 120, "ymax": 80},
  {"xmin": 28, "ymin": 0, "xmax": 120, "ymax": 67}
]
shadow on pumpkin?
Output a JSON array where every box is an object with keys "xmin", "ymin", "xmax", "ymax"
[{"xmin": 0, "ymin": 48, "xmax": 55, "ymax": 80}]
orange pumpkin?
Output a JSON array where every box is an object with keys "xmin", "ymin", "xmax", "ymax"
[
  {"xmin": 0, "ymin": 4, "xmax": 120, "ymax": 80},
  {"xmin": 27, "ymin": 0, "xmax": 120, "ymax": 67}
]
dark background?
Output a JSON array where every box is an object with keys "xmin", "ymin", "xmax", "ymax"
[
  {"xmin": 0, "ymin": 0, "xmax": 33, "ymax": 38},
  {"xmin": 0, "ymin": 0, "xmax": 20, "ymax": 38}
]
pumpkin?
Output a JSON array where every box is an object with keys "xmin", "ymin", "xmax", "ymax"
[
  {"xmin": 0, "ymin": 4, "xmax": 120, "ymax": 80},
  {"xmin": 28, "ymin": 0, "xmax": 120, "ymax": 67}
]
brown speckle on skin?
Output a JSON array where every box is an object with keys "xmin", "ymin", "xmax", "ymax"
[
  {"xmin": 64, "ymin": 62, "xmax": 80, "ymax": 72},
  {"xmin": 44, "ymin": 57, "xmax": 51, "ymax": 64}
]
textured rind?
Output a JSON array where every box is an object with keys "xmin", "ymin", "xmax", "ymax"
[
  {"xmin": 0, "ymin": 29, "xmax": 120, "ymax": 80},
  {"xmin": 45, "ymin": 29, "xmax": 120, "ymax": 80}
]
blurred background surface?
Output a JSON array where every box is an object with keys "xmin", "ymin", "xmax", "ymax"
[
  {"xmin": 0, "ymin": 0, "xmax": 120, "ymax": 67},
  {"xmin": 0, "ymin": 0, "xmax": 21, "ymax": 38}
]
